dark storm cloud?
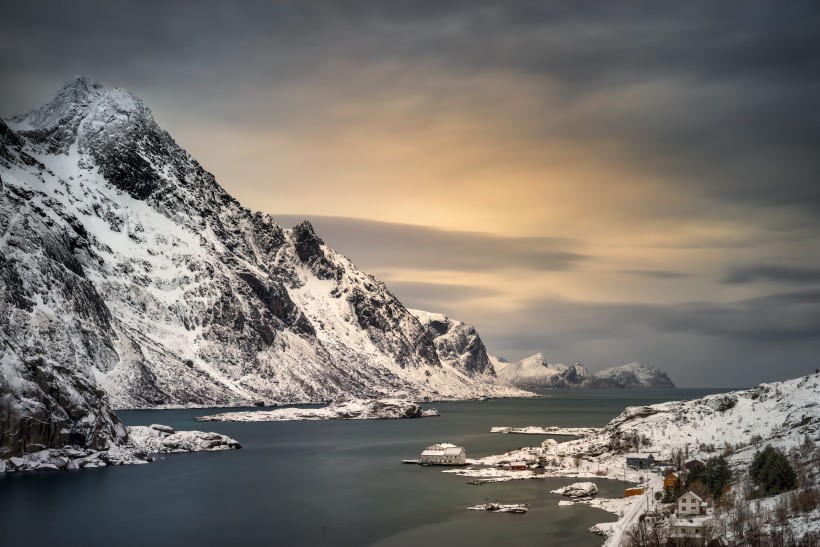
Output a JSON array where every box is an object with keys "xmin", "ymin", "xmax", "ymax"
[
  {"xmin": 723, "ymin": 264, "xmax": 820, "ymax": 285},
  {"xmin": 517, "ymin": 290, "xmax": 820, "ymax": 344},
  {"xmin": 3, "ymin": 0, "xmax": 818, "ymax": 218},
  {"xmin": 274, "ymin": 215, "xmax": 586, "ymax": 272}
]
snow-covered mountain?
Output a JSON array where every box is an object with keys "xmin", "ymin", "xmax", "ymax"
[
  {"xmin": 409, "ymin": 310, "xmax": 496, "ymax": 379},
  {"xmin": 488, "ymin": 355, "xmax": 511, "ymax": 373},
  {"xmin": 0, "ymin": 76, "xmax": 528, "ymax": 457},
  {"xmin": 493, "ymin": 353, "xmax": 674, "ymax": 388},
  {"xmin": 596, "ymin": 362, "xmax": 675, "ymax": 388},
  {"xmin": 495, "ymin": 353, "xmax": 608, "ymax": 388}
]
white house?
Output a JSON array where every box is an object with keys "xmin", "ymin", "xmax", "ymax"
[
  {"xmin": 677, "ymin": 491, "xmax": 706, "ymax": 516},
  {"xmin": 419, "ymin": 443, "xmax": 466, "ymax": 465},
  {"xmin": 669, "ymin": 516, "xmax": 712, "ymax": 545}
]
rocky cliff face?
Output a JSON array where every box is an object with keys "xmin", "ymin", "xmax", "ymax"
[
  {"xmin": 0, "ymin": 74, "xmax": 524, "ymax": 457},
  {"xmin": 0, "ymin": 339, "xmax": 127, "ymax": 459},
  {"xmin": 409, "ymin": 309, "xmax": 496, "ymax": 379}
]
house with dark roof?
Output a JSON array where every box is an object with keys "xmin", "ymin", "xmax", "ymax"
[{"xmin": 625, "ymin": 452, "xmax": 655, "ymax": 469}]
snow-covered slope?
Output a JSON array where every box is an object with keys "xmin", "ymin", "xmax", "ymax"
[
  {"xmin": 548, "ymin": 373, "xmax": 820, "ymax": 470},
  {"xmin": 497, "ymin": 353, "xmax": 568, "ymax": 387},
  {"xmin": 488, "ymin": 355, "xmax": 510, "ymax": 373},
  {"xmin": 0, "ymin": 74, "xmax": 526, "ymax": 453},
  {"xmin": 595, "ymin": 362, "xmax": 675, "ymax": 388}
]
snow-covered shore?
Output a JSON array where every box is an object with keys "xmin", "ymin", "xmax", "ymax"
[
  {"xmin": 128, "ymin": 424, "xmax": 241, "ymax": 453},
  {"xmin": 490, "ymin": 426, "xmax": 600, "ymax": 436},
  {"xmin": 0, "ymin": 424, "xmax": 241, "ymax": 473},
  {"xmin": 443, "ymin": 374, "xmax": 820, "ymax": 545},
  {"xmin": 196, "ymin": 398, "xmax": 439, "ymax": 422}
]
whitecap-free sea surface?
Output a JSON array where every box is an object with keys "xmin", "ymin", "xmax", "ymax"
[{"xmin": 0, "ymin": 388, "xmax": 727, "ymax": 546}]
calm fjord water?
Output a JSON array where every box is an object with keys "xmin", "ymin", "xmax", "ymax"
[{"xmin": 0, "ymin": 389, "xmax": 726, "ymax": 546}]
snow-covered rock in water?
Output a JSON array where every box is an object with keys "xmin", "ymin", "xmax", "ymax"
[
  {"xmin": 0, "ymin": 74, "xmax": 529, "ymax": 445},
  {"xmin": 127, "ymin": 425, "xmax": 241, "ymax": 453},
  {"xmin": 595, "ymin": 362, "xmax": 675, "ymax": 388},
  {"xmin": 422, "ymin": 408, "xmax": 440, "ymax": 417},
  {"xmin": 552, "ymin": 482, "xmax": 599, "ymax": 498},
  {"xmin": 467, "ymin": 503, "xmax": 529, "ymax": 513},
  {"xmin": 196, "ymin": 398, "xmax": 433, "ymax": 422},
  {"xmin": 558, "ymin": 500, "xmax": 575, "ymax": 506}
]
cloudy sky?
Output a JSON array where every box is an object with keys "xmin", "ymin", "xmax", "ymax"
[{"xmin": 3, "ymin": 1, "xmax": 819, "ymax": 387}]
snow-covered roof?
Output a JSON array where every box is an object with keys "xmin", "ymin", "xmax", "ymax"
[
  {"xmin": 672, "ymin": 516, "xmax": 711, "ymax": 526},
  {"xmin": 625, "ymin": 453, "xmax": 654, "ymax": 459},
  {"xmin": 421, "ymin": 443, "xmax": 464, "ymax": 456},
  {"xmin": 678, "ymin": 491, "xmax": 703, "ymax": 502},
  {"xmin": 421, "ymin": 447, "xmax": 463, "ymax": 457}
]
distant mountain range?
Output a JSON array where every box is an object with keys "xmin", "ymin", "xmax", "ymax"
[{"xmin": 490, "ymin": 353, "xmax": 675, "ymax": 389}]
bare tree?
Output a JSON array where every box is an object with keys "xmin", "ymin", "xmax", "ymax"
[
  {"xmin": 624, "ymin": 517, "xmax": 668, "ymax": 547},
  {"xmin": 729, "ymin": 495, "xmax": 749, "ymax": 539}
]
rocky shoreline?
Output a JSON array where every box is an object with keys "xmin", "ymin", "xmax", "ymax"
[{"xmin": 0, "ymin": 424, "xmax": 241, "ymax": 474}]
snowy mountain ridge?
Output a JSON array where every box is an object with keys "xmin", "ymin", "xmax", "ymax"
[
  {"xmin": 491, "ymin": 353, "xmax": 674, "ymax": 388},
  {"xmin": 0, "ymin": 77, "xmax": 526, "ymax": 458},
  {"xmin": 596, "ymin": 361, "xmax": 675, "ymax": 388}
]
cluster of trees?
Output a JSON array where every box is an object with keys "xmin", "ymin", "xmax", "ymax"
[
  {"xmin": 686, "ymin": 455, "xmax": 733, "ymax": 500},
  {"xmin": 749, "ymin": 445, "xmax": 798, "ymax": 497}
]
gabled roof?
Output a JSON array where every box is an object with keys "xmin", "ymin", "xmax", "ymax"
[
  {"xmin": 625, "ymin": 453, "xmax": 654, "ymax": 459},
  {"xmin": 677, "ymin": 491, "xmax": 703, "ymax": 502}
]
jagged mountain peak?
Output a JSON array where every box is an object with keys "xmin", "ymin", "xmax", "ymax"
[
  {"xmin": 10, "ymin": 76, "xmax": 151, "ymax": 133},
  {"xmin": 8, "ymin": 76, "xmax": 103, "ymax": 130},
  {"xmin": 525, "ymin": 352, "xmax": 546, "ymax": 362}
]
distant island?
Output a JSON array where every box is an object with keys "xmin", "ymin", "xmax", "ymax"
[{"xmin": 490, "ymin": 354, "xmax": 675, "ymax": 389}]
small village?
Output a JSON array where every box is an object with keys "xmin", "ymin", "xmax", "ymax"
[{"xmin": 403, "ymin": 435, "xmax": 819, "ymax": 547}]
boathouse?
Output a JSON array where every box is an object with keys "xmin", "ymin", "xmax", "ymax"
[{"xmin": 419, "ymin": 443, "xmax": 467, "ymax": 465}]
